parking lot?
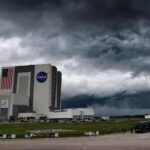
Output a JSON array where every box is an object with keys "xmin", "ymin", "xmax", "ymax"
[{"xmin": 0, "ymin": 132, "xmax": 150, "ymax": 150}]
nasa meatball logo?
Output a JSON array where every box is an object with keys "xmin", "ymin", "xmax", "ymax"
[{"xmin": 36, "ymin": 72, "xmax": 47, "ymax": 83}]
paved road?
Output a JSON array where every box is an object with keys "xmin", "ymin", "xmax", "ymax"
[{"xmin": 0, "ymin": 133, "xmax": 150, "ymax": 150}]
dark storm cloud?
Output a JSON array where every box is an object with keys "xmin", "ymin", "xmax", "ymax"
[
  {"xmin": 0, "ymin": 0, "xmax": 150, "ymax": 104},
  {"xmin": 0, "ymin": 0, "xmax": 149, "ymax": 69},
  {"xmin": 63, "ymin": 92, "xmax": 150, "ymax": 109},
  {"xmin": 0, "ymin": 0, "xmax": 150, "ymax": 37},
  {"xmin": 62, "ymin": 92, "xmax": 150, "ymax": 115},
  {"xmin": 0, "ymin": 0, "xmax": 62, "ymax": 11}
]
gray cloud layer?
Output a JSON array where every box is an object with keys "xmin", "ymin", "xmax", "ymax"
[{"xmin": 0, "ymin": 0, "xmax": 150, "ymax": 103}]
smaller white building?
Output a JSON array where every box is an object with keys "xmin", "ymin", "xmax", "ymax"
[
  {"xmin": 145, "ymin": 115, "xmax": 150, "ymax": 119},
  {"xmin": 101, "ymin": 116, "xmax": 110, "ymax": 120},
  {"xmin": 48, "ymin": 108, "xmax": 94, "ymax": 121}
]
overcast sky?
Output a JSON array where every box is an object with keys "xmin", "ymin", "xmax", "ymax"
[{"xmin": 1, "ymin": 0, "xmax": 150, "ymax": 102}]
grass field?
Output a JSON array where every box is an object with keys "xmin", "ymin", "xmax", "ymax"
[{"xmin": 0, "ymin": 118, "xmax": 145, "ymax": 138}]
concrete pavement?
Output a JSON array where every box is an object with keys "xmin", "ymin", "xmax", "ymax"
[{"xmin": 0, "ymin": 133, "xmax": 150, "ymax": 150}]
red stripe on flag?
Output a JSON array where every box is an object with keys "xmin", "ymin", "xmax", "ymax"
[{"xmin": 1, "ymin": 68, "xmax": 14, "ymax": 90}]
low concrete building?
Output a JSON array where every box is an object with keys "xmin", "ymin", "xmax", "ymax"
[
  {"xmin": 48, "ymin": 108, "xmax": 94, "ymax": 121},
  {"xmin": 145, "ymin": 115, "xmax": 150, "ymax": 119}
]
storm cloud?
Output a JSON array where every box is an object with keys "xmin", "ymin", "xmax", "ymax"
[{"xmin": 1, "ymin": 0, "xmax": 150, "ymax": 111}]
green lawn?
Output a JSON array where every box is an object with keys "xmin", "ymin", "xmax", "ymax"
[{"xmin": 0, "ymin": 118, "xmax": 145, "ymax": 138}]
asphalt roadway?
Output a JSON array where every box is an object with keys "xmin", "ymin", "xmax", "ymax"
[{"xmin": 0, "ymin": 132, "xmax": 150, "ymax": 150}]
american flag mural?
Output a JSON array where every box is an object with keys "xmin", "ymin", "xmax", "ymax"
[{"xmin": 1, "ymin": 68, "xmax": 14, "ymax": 90}]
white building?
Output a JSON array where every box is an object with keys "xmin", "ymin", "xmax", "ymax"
[
  {"xmin": 145, "ymin": 115, "xmax": 150, "ymax": 119},
  {"xmin": 48, "ymin": 108, "xmax": 94, "ymax": 121},
  {"xmin": 0, "ymin": 64, "xmax": 62, "ymax": 119}
]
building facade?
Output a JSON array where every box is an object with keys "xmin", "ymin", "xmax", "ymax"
[
  {"xmin": 0, "ymin": 64, "xmax": 62, "ymax": 119},
  {"xmin": 48, "ymin": 108, "xmax": 94, "ymax": 121}
]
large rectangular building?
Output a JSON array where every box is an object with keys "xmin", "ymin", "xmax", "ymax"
[{"xmin": 0, "ymin": 64, "xmax": 62, "ymax": 119}]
